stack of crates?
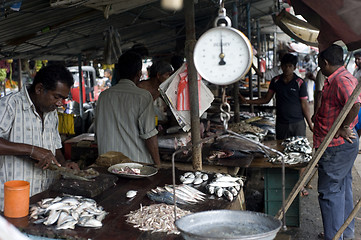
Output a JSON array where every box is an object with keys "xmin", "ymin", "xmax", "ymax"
[{"xmin": 264, "ymin": 168, "xmax": 300, "ymax": 227}]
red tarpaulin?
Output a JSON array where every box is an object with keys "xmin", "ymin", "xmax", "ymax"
[{"xmin": 291, "ymin": 0, "xmax": 361, "ymax": 51}]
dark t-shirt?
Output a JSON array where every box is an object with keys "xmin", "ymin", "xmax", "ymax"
[{"xmin": 269, "ymin": 73, "xmax": 308, "ymax": 124}]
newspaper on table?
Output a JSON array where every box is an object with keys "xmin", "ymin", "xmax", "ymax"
[{"xmin": 159, "ymin": 63, "xmax": 214, "ymax": 132}]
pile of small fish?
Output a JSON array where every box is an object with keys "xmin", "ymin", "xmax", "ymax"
[
  {"xmin": 269, "ymin": 136, "xmax": 312, "ymax": 165},
  {"xmin": 30, "ymin": 195, "xmax": 107, "ymax": 230},
  {"xmin": 126, "ymin": 203, "xmax": 192, "ymax": 234},
  {"xmin": 147, "ymin": 184, "xmax": 206, "ymax": 205},
  {"xmin": 179, "ymin": 171, "xmax": 209, "ymax": 185},
  {"xmin": 205, "ymin": 173, "xmax": 244, "ymax": 201}
]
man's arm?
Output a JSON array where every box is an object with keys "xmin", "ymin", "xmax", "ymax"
[
  {"xmin": 239, "ymin": 90, "xmax": 274, "ymax": 105},
  {"xmin": 300, "ymin": 99, "xmax": 313, "ymax": 131},
  {"xmin": 145, "ymin": 135, "xmax": 161, "ymax": 167},
  {"xmin": 0, "ymin": 137, "xmax": 61, "ymax": 169},
  {"xmin": 335, "ymin": 103, "xmax": 360, "ymax": 143}
]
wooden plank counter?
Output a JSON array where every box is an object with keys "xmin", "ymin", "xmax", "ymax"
[{"xmin": 14, "ymin": 168, "xmax": 244, "ymax": 240}]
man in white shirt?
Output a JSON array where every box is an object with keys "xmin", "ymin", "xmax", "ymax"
[
  {"xmin": 0, "ymin": 65, "xmax": 79, "ymax": 210},
  {"xmin": 95, "ymin": 51, "xmax": 161, "ymax": 166}
]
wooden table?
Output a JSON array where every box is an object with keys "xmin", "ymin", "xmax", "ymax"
[{"xmin": 12, "ymin": 168, "xmax": 244, "ymax": 240}]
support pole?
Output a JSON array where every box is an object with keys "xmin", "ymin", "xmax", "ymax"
[
  {"xmin": 256, "ymin": 20, "xmax": 261, "ymax": 98},
  {"xmin": 276, "ymin": 81, "xmax": 361, "ymax": 220},
  {"xmin": 78, "ymin": 54, "xmax": 84, "ymax": 133},
  {"xmin": 184, "ymin": 0, "xmax": 202, "ymax": 170},
  {"xmin": 333, "ymin": 198, "xmax": 361, "ymax": 240},
  {"xmin": 246, "ymin": 1, "xmax": 253, "ymax": 113},
  {"xmin": 232, "ymin": 1, "xmax": 240, "ymax": 123}
]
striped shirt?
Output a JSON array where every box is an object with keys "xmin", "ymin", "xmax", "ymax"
[
  {"xmin": 95, "ymin": 79, "xmax": 158, "ymax": 164},
  {"xmin": 0, "ymin": 87, "xmax": 61, "ymax": 210},
  {"xmin": 313, "ymin": 66, "xmax": 361, "ymax": 148}
]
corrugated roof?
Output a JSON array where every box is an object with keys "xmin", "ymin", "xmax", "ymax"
[{"xmin": 0, "ymin": 0, "xmax": 285, "ymax": 62}]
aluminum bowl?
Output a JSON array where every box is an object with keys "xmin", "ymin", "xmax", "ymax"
[{"xmin": 175, "ymin": 210, "xmax": 281, "ymax": 240}]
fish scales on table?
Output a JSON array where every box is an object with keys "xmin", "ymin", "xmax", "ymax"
[
  {"xmin": 29, "ymin": 194, "xmax": 107, "ymax": 230},
  {"xmin": 125, "ymin": 203, "xmax": 192, "ymax": 235}
]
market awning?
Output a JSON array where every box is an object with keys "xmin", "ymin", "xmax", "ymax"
[
  {"xmin": 291, "ymin": 0, "xmax": 361, "ymax": 51},
  {"xmin": 273, "ymin": 8, "xmax": 319, "ymax": 47}
]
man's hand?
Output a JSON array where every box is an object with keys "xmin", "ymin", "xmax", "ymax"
[
  {"xmin": 335, "ymin": 127, "xmax": 356, "ymax": 143},
  {"xmin": 30, "ymin": 146, "xmax": 61, "ymax": 169}
]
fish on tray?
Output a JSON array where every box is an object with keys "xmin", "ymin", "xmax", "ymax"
[{"xmin": 30, "ymin": 194, "xmax": 107, "ymax": 230}]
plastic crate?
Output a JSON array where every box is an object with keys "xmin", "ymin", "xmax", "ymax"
[{"xmin": 264, "ymin": 168, "xmax": 300, "ymax": 227}]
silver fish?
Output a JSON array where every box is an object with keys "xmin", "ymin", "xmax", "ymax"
[
  {"xmin": 223, "ymin": 189, "xmax": 234, "ymax": 201},
  {"xmin": 56, "ymin": 219, "xmax": 77, "ymax": 230},
  {"xmin": 215, "ymin": 187, "xmax": 224, "ymax": 198},
  {"xmin": 44, "ymin": 210, "xmax": 61, "ymax": 225}
]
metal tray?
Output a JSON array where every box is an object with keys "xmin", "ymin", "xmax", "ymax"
[
  {"xmin": 108, "ymin": 163, "xmax": 158, "ymax": 178},
  {"xmin": 175, "ymin": 210, "xmax": 281, "ymax": 240}
]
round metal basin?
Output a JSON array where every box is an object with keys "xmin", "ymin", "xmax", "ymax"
[{"xmin": 175, "ymin": 210, "xmax": 282, "ymax": 240}]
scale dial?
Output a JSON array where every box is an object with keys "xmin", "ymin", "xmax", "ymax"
[{"xmin": 193, "ymin": 26, "xmax": 253, "ymax": 85}]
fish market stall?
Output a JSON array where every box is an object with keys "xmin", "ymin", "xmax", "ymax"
[{"xmin": 14, "ymin": 167, "xmax": 246, "ymax": 240}]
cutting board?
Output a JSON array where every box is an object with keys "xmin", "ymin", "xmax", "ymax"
[{"xmin": 49, "ymin": 173, "xmax": 118, "ymax": 198}]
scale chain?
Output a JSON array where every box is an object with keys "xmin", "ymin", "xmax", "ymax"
[{"xmin": 220, "ymin": 87, "xmax": 231, "ymax": 129}]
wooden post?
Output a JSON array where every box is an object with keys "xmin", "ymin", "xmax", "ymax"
[
  {"xmin": 333, "ymin": 198, "xmax": 361, "ymax": 240},
  {"xmin": 232, "ymin": 1, "xmax": 240, "ymax": 123},
  {"xmin": 276, "ymin": 81, "xmax": 361, "ymax": 220},
  {"xmin": 246, "ymin": 1, "xmax": 254, "ymax": 113},
  {"xmin": 184, "ymin": 0, "xmax": 202, "ymax": 170}
]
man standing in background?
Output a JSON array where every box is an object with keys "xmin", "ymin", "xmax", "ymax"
[
  {"xmin": 95, "ymin": 51, "xmax": 161, "ymax": 166},
  {"xmin": 314, "ymin": 44, "xmax": 360, "ymax": 240}
]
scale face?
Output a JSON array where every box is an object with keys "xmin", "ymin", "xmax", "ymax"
[{"xmin": 193, "ymin": 26, "xmax": 253, "ymax": 85}]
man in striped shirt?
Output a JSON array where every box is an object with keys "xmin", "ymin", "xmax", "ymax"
[
  {"xmin": 0, "ymin": 65, "xmax": 79, "ymax": 210},
  {"xmin": 314, "ymin": 44, "xmax": 360, "ymax": 240}
]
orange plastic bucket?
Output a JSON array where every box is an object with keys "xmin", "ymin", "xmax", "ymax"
[{"xmin": 4, "ymin": 180, "xmax": 30, "ymax": 218}]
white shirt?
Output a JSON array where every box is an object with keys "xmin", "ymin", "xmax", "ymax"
[
  {"xmin": 0, "ymin": 87, "xmax": 61, "ymax": 210},
  {"xmin": 95, "ymin": 79, "xmax": 158, "ymax": 164}
]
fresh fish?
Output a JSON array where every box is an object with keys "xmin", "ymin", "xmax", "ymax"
[
  {"xmin": 209, "ymin": 181, "xmax": 239, "ymax": 188},
  {"xmin": 183, "ymin": 172, "xmax": 194, "ymax": 178},
  {"xmin": 193, "ymin": 177, "xmax": 203, "ymax": 185},
  {"xmin": 30, "ymin": 194, "xmax": 107, "ymax": 229},
  {"xmin": 125, "ymin": 203, "xmax": 192, "ymax": 235},
  {"xmin": 126, "ymin": 190, "xmax": 137, "ymax": 198},
  {"xmin": 57, "ymin": 212, "xmax": 74, "ymax": 227},
  {"xmin": 146, "ymin": 190, "xmax": 187, "ymax": 205},
  {"xmin": 182, "ymin": 177, "xmax": 194, "ymax": 184},
  {"xmin": 228, "ymin": 187, "xmax": 238, "ymax": 196},
  {"xmin": 78, "ymin": 217, "xmax": 102, "ymax": 228},
  {"xmin": 215, "ymin": 187, "xmax": 224, "ymax": 198},
  {"xmin": 214, "ymin": 176, "xmax": 242, "ymax": 182},
  {"xmin": 179, "ymin": 175, "xmax": 186, "ymax": 182},
  {"xmin": 223, "ymin": 189, "xmax": 234, "ymax": 201},
  {"xmin": 56, "ymin": 220, "xmax": 77, "ymax": 230},
  {"xmin": 206, "ymin": 185, "xmax": 215, "ymax": 194},
  {"xmin": 43, "ymin": 210, "xmax": 61, "ymax": 225},
  {"xmin": 201, "ymin": 174, "xmax": 209, "ymax": 181}
]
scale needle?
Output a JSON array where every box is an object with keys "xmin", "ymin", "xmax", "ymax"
[{"xmin": 219, "ymin": 35, "xmax": 226, "ymax": 65}]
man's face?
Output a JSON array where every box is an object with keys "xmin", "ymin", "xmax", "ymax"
[
  {"xmin": 36, "ymin": 82, "xmax": 70, "ymax": 113},
  {"xmin": 281, "ymin": 63, "xmax": 295, "ymax": 76},
  {"xmin": 355, "ymin": 55, "xmax": 361, "ymax": 68},
  {"xmin": 318, "ymin": 56, "xmax": 329, "ymax": 77}
]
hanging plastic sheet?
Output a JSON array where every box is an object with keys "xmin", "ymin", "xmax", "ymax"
[{"xmin": 103, "ymin": 26, "xmax": 122, "ymax": 64}]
